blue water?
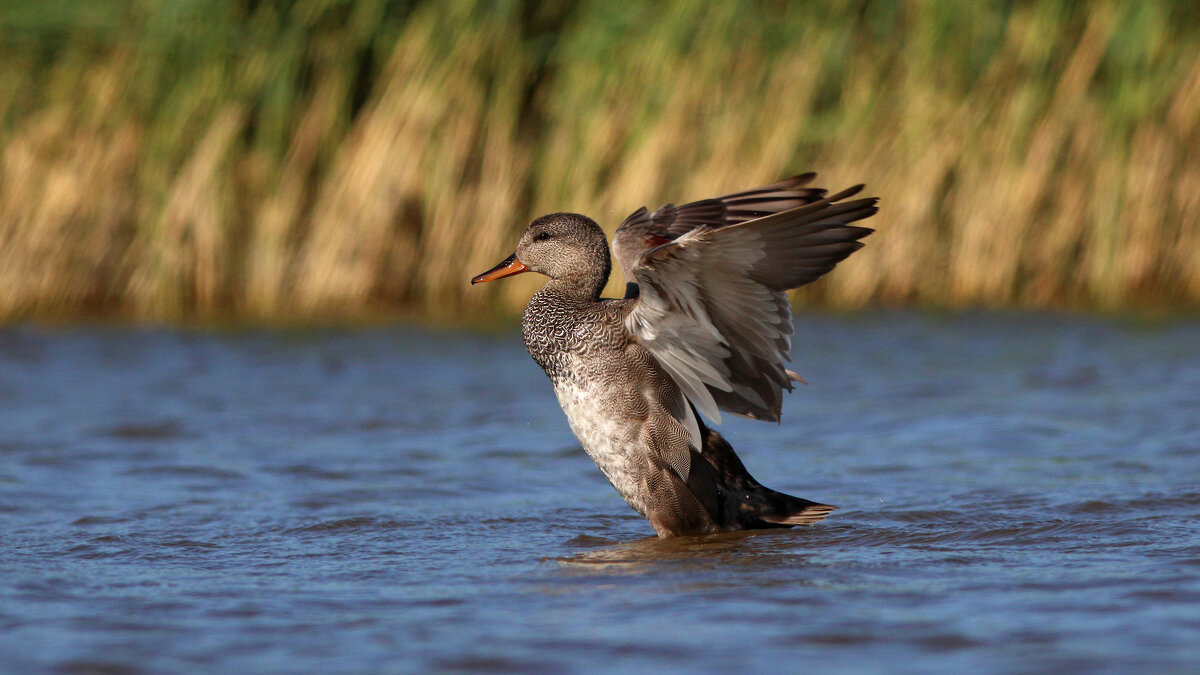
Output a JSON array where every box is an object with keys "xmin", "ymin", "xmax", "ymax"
[{"xmin": 1, "ymin": 312, "xmax": 1198, "ymax": 673}]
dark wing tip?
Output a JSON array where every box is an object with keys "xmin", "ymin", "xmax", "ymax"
[
  {"xmin": 845, "ymin": 224, "xmax": 875, "ymax": 239},
  {"xmin": 827, "ymin": 184, "xmax": 866, "ymax": 201}
]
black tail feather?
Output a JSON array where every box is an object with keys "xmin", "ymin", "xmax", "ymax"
[{"xmin": 687, "ymin": 413, "xmax": 835, "ymax": 531}]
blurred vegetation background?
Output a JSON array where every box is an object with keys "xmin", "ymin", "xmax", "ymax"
[{"xmin": 0, "ymin": 0, "xmax": 1197, "ymax": 324}]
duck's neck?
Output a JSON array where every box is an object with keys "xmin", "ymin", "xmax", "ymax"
[{"xmin": 545, "ymin": 256, "xmax": 610, "ymax": 302}]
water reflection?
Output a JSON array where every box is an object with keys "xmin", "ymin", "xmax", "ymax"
[{"xmin": 555, "ymin": 529, "xmax": 804, "ymax": 570}]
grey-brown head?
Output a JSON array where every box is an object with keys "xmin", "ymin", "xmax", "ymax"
[{"xmin": 471, "ymin": 213, "xmax": 612, "ymax": 298}]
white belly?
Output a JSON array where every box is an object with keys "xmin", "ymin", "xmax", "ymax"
[{"xmin": 551, "ymin": 378, "xmax": 650, "ymax": 515}]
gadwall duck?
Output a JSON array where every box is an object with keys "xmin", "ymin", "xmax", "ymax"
[{"xmin": 472, "ymin": 174, "xmax": 876, "ymax": 537}]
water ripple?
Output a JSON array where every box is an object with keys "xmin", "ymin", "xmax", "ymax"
[{"xmin": 0, "ymin": 316, "xmax": 1197, "ymax": 672}]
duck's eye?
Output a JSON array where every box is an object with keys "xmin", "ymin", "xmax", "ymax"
[{"xmin": 535, "ymin": 232, "xmax": 551, "ymax": 241}]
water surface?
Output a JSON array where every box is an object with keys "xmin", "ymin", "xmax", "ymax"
[{"xmin": 1, "ymin": 313, "xmax": 1198, "ymax": 672}]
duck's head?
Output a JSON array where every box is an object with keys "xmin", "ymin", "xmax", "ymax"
[{"xmin": 471, "ymin": 213, "xmax": 611, "ymax": 294}]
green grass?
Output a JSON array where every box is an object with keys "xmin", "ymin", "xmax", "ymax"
[{"xmin": 1, "ymin": 0, "xmax": 1197, "ymax": 323}]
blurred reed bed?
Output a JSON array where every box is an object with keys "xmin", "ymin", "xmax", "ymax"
[{"xmin": 0, "ymin": 0, "xmax": 1197, "ymax": 323}]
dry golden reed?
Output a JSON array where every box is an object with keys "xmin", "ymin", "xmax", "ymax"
[{"xmin": 0, "ymin": 0, "xmax": 1197, "ymax": 323}]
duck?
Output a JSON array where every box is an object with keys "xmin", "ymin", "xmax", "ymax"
[{"xmin": 471, "ymin": 174, "xmax": 877, "ymax": 537}]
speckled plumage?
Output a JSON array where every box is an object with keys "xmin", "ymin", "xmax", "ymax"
[
  {"xmin": 522, "ymin": 287, "xmax": 701, "ymax": 530},
  {"xmin": 472, "ymin": 176, "xmax": 877, "ymax": 537}
]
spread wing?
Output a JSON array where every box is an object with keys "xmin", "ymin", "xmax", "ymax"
[
  {"xmin": 615, "ymin": 178, "xmax": 877, "ymax": 424},
  {"xmin": 613, "ymin": 173, "xmax": 827, "ymax": 283}
]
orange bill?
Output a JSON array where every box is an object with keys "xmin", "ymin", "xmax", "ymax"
[{"xmin": 471, "ymin": 253, "xmax": 529, "ymax": 284}]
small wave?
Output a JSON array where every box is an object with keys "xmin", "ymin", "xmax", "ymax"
[
  {"xmin": 50, "ymin": 659, "xmax": 141, "ymax": 675},
  {"xmin": 63, "ymin": 535, "xmax": 133, "ymax": 559},
  {"xmin": 1063, "ymin": 491, "xmax": 1200, "ymax": 515},
  {"xmin": 804, "ymin": 511, "xmax": 1156, "ymax": 550},
  {"xmin": 790, "ymin": 631, "xmax": 877, "ymax": 647},
  {"xmin": 564, "ymin": 534, "xmax": 621, "ymax": 547},
  {"xmin": 158, "ymin": 538, "xmax": 219, "ymax": 549},
  {"xmin": 883, "ymin": 509, "xmax": 965, "ymax": 523},
  {"xmin": 97, "ymin": 420, "xmax": 187, "ymax": 440},
  {"xmin": 269, "ymin": 464, "xmax": 354, "ymax": 480},
  {"xmin": 283, "ymin": 516, "xmax": 412, "ymax": 534},
  {"xmin": 123, "ymin": 465, "xmax": 245, "ymax": 480},
  {"xmin": 71, "ymin": 515, "xmax": 130, "ymax": 526},
  {"xmin": 433, "ymin": 656, "xmax": 566, "ymax": 673}
]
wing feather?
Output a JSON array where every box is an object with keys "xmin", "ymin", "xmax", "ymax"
[{"xmin": 615, "ymin": 176, "xmax": 877, "ymax": 424}]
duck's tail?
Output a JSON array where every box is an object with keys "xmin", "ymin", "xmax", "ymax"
[
  {"xmin": 687, "ymin": 420, "xmax": 836, "ymax": 530},
  {"xmin": 751, "ymin": 490, "xmax": 837, "ymax": 526}
]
